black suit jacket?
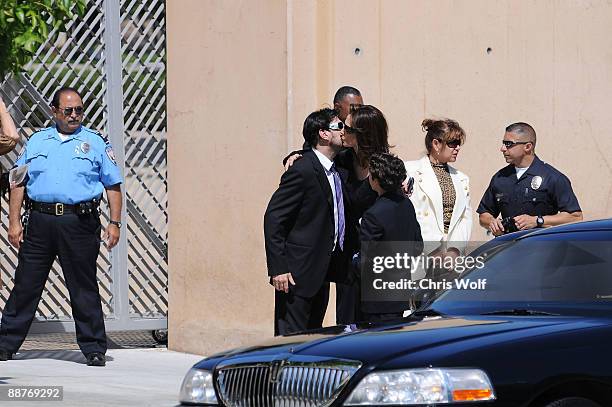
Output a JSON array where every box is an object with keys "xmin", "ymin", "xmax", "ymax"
[
  {"xmin": 264, "ymin": 149, "xmax": 355, "ymax": 297},
  {"xmin": 360, "ymin": 191, "xmax": 423, "ymax": 313},
  {"xmin": 283, "ymin": 148, "xmax": 373, "ymax": 256},
  {"xmin": 360, "ymin": 192, "xmax": 423, "ymax": 242}
]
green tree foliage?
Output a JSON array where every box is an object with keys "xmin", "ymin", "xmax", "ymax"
[{"xmin": 0, "ymin": 0, "xmax": 86, "ymax": 77}]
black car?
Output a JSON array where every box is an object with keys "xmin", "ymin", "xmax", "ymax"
[{"xmin": 180, "ymin": 220, "xmax": 612, "ymax": 407}]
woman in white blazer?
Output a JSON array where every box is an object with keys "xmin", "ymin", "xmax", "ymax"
[{"xmin": 404, "ymin": 118, "xmax": 472, "ymax": 254}]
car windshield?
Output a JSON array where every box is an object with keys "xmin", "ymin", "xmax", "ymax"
[{"xmin": 427, "ymin": 231, "xmax": 612, "ymax": 317}]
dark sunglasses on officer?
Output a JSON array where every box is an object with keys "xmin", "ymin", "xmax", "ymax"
[
  {"xmin": 57, "ymin": 106, "xmax": 84, "ymax": 116},
  {"xmin": 502, "ymin": 140, "xmax": 531, "ymax": 148}
]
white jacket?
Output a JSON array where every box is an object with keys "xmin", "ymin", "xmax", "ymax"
[{"xmin": 404, "ymin": 156, "xmax": 472, "ymax": 247}]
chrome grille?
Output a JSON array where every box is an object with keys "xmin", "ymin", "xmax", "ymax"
[{"xmin": 217, "ymin": 359, "xmax": 361, "ymax": 407}]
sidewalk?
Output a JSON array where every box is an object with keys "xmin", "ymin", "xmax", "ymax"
[{"xmin": 0, "ymin": 332, "xmax": 204, "ymax": 407}]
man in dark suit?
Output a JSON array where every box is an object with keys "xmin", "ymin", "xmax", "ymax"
[
  {"xmin": 359, "ymin": 153, "xmax": 423, "ymax": 322},
  {"xmin": 264, "ymin": 108, "xmax": 353, "ymax": 336},
  {"xmin": 284, "ymin": 87, "xmax": 365, "ymax": 326}
]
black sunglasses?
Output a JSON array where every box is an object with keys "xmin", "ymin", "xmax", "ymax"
[
  {"xmin": 446, "ymin": 140, "xmax": 461, "ymax": 149},
  {"xmin": 58, "ymin": 106, "xmax": 84, "ymax": 116},
  {"xmin": 502, "ymin": 140, "xmax": 531, "ymax": 148},
  {"xmin": 328, "ymin": 122, "xmax": 344, "ymax": 131}
]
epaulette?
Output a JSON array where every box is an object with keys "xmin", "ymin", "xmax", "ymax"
[
  {"xmin": 27, "ymin": 127, "xmax": 52, "ymax": 140},
  {"xmin": 87, "ymin": 128, "xmax": 111, "ymax": 146}
]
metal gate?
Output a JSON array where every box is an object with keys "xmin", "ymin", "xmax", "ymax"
[{"xmin": 0, "ymin": 0, "xmax": 167, "ymax": 332}]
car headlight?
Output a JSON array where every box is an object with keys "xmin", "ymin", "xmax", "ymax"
[
  {"xmin": 344, "ymin": 368, "xmax": 495, "ymax": 405},
  {"xmin": 179, "ymin": 368, "xmax": 218, "ymax": 405}
]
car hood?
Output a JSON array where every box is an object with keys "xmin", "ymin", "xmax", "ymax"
[{"xmin": 197, "ymin": 315, "xmax": 609, "ymax": 369}]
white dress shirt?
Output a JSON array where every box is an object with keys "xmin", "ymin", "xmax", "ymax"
[{"xmin": 313, "ymin": 148, "xmax": 339, "ymax": 250}]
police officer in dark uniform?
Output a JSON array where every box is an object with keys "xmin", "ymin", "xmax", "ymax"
[
  {"xmin": 478, "ymin": 122, "xmax": 582, "ymax": 236},
  {"xmin": 0, "ymin": 87, "xmax": 123, "ymax": 366}
]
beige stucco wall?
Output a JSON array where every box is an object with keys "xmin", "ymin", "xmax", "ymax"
[{"xmin": 168, "ymin": 0, "xmax": 612, "ymax": 355}]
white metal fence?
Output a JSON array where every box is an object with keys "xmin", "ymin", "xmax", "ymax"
[{"xmin": 0, "ymin": 0, "xmax": 167, "ymax": 332}]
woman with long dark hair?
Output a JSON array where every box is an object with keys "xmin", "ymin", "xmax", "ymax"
[
  {"xmin": 330, "ymin": 104, "xmax": 398, "ymax": 323},
  {"xmin": 338, "ymin": 104, "xmax": 390, "ymax": 217}
]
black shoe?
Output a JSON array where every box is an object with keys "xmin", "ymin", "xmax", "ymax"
[
  {"xmin": 0, "ymin": 349, "xmax": 13, "ymax": 361},
  {"xmin": 85, "ymin": 352, "xmax": 106, "ymax": 367}
]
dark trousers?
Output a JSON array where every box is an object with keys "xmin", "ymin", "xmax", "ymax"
[
  {"xmin": 0, "ymin": 210, "xmax": 106, "ymax": 355},
  {"xmin": 335, "ymin": 280, "xmax": 360, "ymax": 325},
  {"xmin": 335, "ymin": 256, "xmax": 361, "ymax": 325},
  {"xmin": 274, "ymin": 283, "xmax": 330, "ymax": 336}
]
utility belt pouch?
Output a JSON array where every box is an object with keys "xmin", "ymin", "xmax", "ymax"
[
  {"xmin": 76, "ymin": 200, "xmax": 95, "ymax": 215},
  {"xmin": 21, "ymin": 210, "xmax": 30, "ymax": 237}
]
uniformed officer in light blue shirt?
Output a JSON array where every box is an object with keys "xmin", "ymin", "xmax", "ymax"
[
  {"xmin": 14, "ymin": 118, "xmax": 122, "ymax": 204},
  {"xmin": 0, "ymin": 87, "xmax": 123, "ymax": 367}
]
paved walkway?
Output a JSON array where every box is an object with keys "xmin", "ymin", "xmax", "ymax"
[
  {"xmin": 0, "ymin": 332, "xmax": 204, "ymax": 406},
  {"xmin": 1, "ymin": 348, "xmax": 203, "ymax": 406}
]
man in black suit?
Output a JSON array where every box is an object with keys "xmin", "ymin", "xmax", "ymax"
[
  {"xmin": 284, "ymin": 87, "xmax": 365, "ymax": 326},
  {"xmin": 359, "ymin": 153, "xmax": 423, "ymax": 322},
  {"xmin": 264, "ymin": 108, "xmax": 353, "ymax": 336}
]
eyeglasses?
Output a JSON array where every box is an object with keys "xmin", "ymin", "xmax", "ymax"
[
  {"xmin": 328, "ymin": 122, "xmax": 344, "ymax": 131},
  {"xmin": 446, "ymin": 140, "xmax": 461, "ymax": 149},
  {"xmin": 502, "ymin": 140, "xmax": 531, "ymax": 148},
  {"xmin": 58, "ymin": 106, "xmax": 84, "ymax": 116}
]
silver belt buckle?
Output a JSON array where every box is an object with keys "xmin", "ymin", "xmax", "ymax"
[{"xmin": 55, "ymin": 203, "xmax": 64, "ymax": 216}]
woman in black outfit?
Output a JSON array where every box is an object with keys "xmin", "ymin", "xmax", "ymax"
[{"xmin": 336, "ymin": 105, "xmax": 391, "ymax": 323}]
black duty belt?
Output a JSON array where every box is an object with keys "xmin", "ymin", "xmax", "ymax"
[{"xmin": 29, "ymin": 200, "xmax": 99, "ymax": 216}]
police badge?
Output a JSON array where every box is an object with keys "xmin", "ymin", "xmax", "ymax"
[{"xmin": 531, "ymin": 176, "xmax": 543, "ymax": 190}]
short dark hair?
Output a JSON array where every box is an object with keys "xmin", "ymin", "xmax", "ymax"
[
  {"xmin": 369, "ymin": 153, "xmax": 406, "ymax": 193},
  {"xmin": 506, "ymin": 122, "xmax": 536, "ymax": 146},
  {"xmin": 302, "ymin": 108, "xmax": 337, "ymax": 147},
  {"xmin": 333, "ymin": 86, "xmax": 361, "ymax": 105},
  {"xmin": 51, "ymin": 87, "xmax": 83, "ymax": 108}
]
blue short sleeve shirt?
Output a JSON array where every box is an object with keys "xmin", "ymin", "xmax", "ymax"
[{"xmin": 16, "ymin": 125, "xmax": 123, "ymax": 204}]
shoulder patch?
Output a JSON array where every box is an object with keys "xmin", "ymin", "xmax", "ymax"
[{"xmin": 105, "ymin": 145, "xmax": 117, "ymax": 165}]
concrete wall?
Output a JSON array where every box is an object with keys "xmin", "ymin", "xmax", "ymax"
[{"xmin": 167, "ymin": 0, "xmax": 612, "ymax": 355}]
